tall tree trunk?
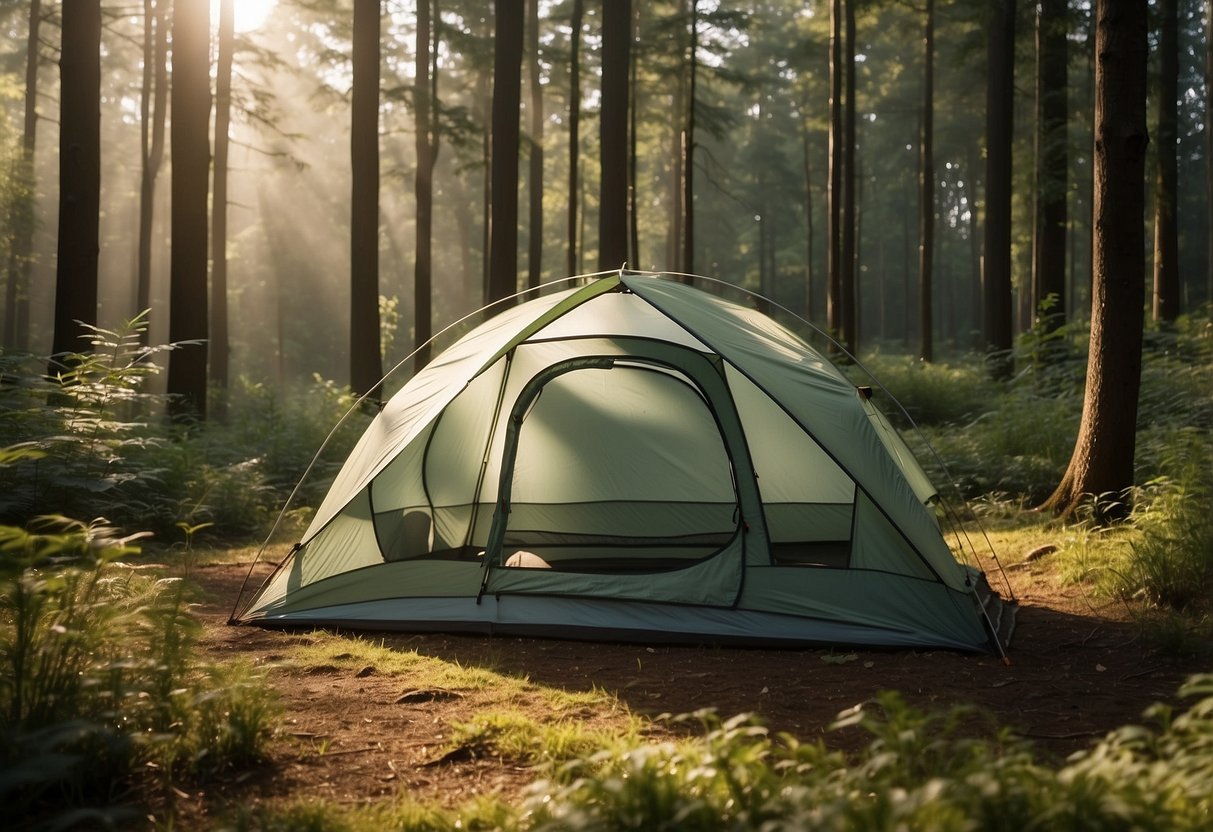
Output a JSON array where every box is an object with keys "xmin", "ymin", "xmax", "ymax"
[
  {"xmin": 598, "ymin": 0, "xmax": 631, "ymax": 270},
  {"xmin": 967, "ymin": 141, "xmax": 983, "ymax": 346},
  {"xmin": 827, "ymin": 0, "xmax": 843, "ymax": 341},
  {"xmin": 487, "ymin": 0, "xmax": 524, "ymax": 306},
  {"xmin": 1041, "ymin": 0, "xmax": 1148, "ymax": 521},
  {"xmin": 682, "ymin": 0, "xmax": 699, "ymax": 276},
  {"xmin": 983, "ymin": 0, "xmax": 1016, "ymax": 377},
  {"xmin": 1207, "ymin": 1, "xmax": 1213, "ymax": 308},
  {"xmin": 526, "ymin": 0, "xmax": 543, "ymax": 287},
  {"xmin": 669, "ymin": 75, "xmax": 683, "ymax": 271},
  {"xmin": 840, "ymin": 0, "xmax": 857, "ymax": 354},
  {"xmin": 167, "ymin": 0, "xmax": 211, "ymax": 421},
  {"xmin": 628, "ymin": 2, "xmax": 641, "ymax": 268},
  {"xmin": 566, "ymin": 0, "xmax": 583, "ymax": 277},
  {"xmin": 51, "ymin": 0, "xmax": 102, "ymax": 369},
  {"xmin": 5, "ymin": 0, "xmax": 40, "ymax": 352},
  {"xmin": 1034, "ymin": 0, "xmax": 1068, "ymax": 332},
  {"xmin": 350, "ymin": 0, "xmax": 383, "ymax": 397},
  {"xmin": 137, "ymin": 0, "xmax": 168, "ymax": 347},
  {"xmin": 919, "ymin": 0, "xmax": 935, "ymax": 362},
  {"xmin": 1152, "ymin": 0, "xmax": 1179, "ymax": 323},
  {"xmin": 210, "ymin": 0, "xmax": 234, "ymax": 419},
  {"xmin": 802, "ymin": 110, "xmax": 815, "ymax": 321},
  {"xmin": 415, "ymin": 0, "xmax": 438, "ymax": 369}
]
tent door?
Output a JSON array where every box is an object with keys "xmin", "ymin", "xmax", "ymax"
[{"xmin": 482, "ymin": 350, "xmax": 763, "ymax": 607}]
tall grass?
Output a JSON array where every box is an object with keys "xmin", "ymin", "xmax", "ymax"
[{"xmin": 0, "ymin": 518, "xmax": 277, "ymax": 826}]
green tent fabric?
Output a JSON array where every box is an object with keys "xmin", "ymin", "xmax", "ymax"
[{"xmin": 235, "ymin": 275, "xmax": 1012, "ymax": 653}]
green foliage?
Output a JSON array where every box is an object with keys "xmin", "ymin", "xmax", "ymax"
[
  {"xmin": 239, "ymin": 678, "xmax": 1213, "ymax": 831},
  {"xmin": 1122, "ymin": 433, "xmax": 1213, "ymax": 613},
  {"xmin": 522, "ymin": 682, "xmax": 1213, "ymax": 832},
  {"xmin": 0, "ymin": 315, "xmax": 174, "ymax": 526},
  {"xmin": 0, "ymin": 315, "xmax": 369, "ymax": 542},
  {"xmin": 0, "ymin": 518, "xmax": 277, "ymax": 825}
]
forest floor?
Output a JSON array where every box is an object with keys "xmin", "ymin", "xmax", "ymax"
[{"xmin": 168, "ymin": 544, "xmax": 1210, "ymax": 827}]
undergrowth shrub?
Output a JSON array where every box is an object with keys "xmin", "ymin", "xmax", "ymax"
[
  {"xmin": 0, "ymin": 518, "xmax": 277, "ymax": 826},
  {"xmin": 0, "ymin": 316, "xmax": 369, "ymax": 543},
  {"xmin": 523, "ymin": 678, "xmax": 1213, "ymax": 831},
  {"xmin": 1123, "ymin": 433, "xmax": 1213, "ymax": 613}
]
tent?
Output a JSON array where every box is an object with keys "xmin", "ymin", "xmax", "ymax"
[{"xmin": 234, "ymin": 274, "xmax": 1014, "ymax": 654}]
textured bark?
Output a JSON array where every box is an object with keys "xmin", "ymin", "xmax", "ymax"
[
  {"xmin": 840, "ymin": 0, "xmax": 857, "ymax": 354},
  {"xmin": 1033, "ymin": 0, "xmax": 1068, "ymax": 332},
  {"xmin": 682, "ymin": 0, "xmax": 698, "ymax": 277},
  {"xmin": 919, "ymin": 0, "xmax": 935, "ymax": 363},
  {"xmin": 1152, "ymin": 0, "xmax": 1179, "ymax": 323},
  {"xmin": 1207, "ymin": 1, "xmax": 1213, "ymax": 307},
  {"xmin": 628, "ymin": 3, "xmax": 641, "ymax": 268},
  {"xmin": 415, "ymin": 0, "xmax": 438, "ymax": 369},
  {"xmin": 598, "ymin": 0, "xmax": 631, "ymax": 270},
  {"xmin": 350, "ymin": 0, "xmax": 382, "ymax": 397},
  {"xmin": 1041, "ymin": 0, "xmax": 1148, "ymax": 521},
  {"xmin": 136, "ymin": 0, "xmax": 168, "ymax": 346},
  {"xmin": 802, "ymin": 117, "xmax": 815, "ymax": 322},
  {"xmin": 210, "ymin": 0, "xmax": 235, "ymax": 417},
  {"xmin": 167, "ymin": 0, "xmax": 211, "ymax": 421},
  {"xmin": 826, "ymin": 0, "xmax": 843, "ymax": 341},
  {"xmin": 566, "ymin": 0, "xmax": 583, "ymax": 277},
  {"xmin": 5, "ymin": 0, "xmax": 39, "ymax": 351},
  {"xmin": 983, "ymin": 0, "xmax": 1016, "ymax": 377},
  {"xmin": 487, "ymin": 0, "xmax": 524, "ymax": 306},
  {"xmin": 51, "ymin": 0, "xmax": 102, "ymax": 365},
  {"xmin": 526, "ymin": 0, "xmax": 543, "ymax": 287}
]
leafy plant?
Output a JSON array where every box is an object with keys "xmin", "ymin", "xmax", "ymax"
[{"xmin": 0, "ymin": 517, "xmax": 277, "ymax": 825}]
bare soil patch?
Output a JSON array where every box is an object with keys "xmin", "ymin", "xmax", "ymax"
[{"xmin": 171, "ymin": 555, "xmax": 1208, "ymax": 825}]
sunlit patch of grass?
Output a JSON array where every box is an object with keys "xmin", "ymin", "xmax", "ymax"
[
  {"xmin": 278, "ymin": 634, "xmax": 628, "ymax": 718},
  {"xmin": 447, "ymin": 710, "xmax": 643, "ymax": 766},
  {"xmin": 226, "ymin": 796, "xmax": 517, "ymax": 832}
]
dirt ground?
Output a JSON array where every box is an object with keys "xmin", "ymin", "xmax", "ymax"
[{"xmin": 170, "ymin": 552, "xmax": 1209, "ymax": 825}]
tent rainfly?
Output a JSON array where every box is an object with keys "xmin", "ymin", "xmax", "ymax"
[{"xmin": 234, "ymin": 274, "xmax": 1014, "ymax": 653}]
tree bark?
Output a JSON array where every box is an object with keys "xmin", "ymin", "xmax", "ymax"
[
  {"xmin": 1207, "ymin": 1, "xmax": 1213, "ymax": 308},
  {"xmin": 350, "ymin": 0, "xmax": 383, "ymax": 397},
  {"xmin": 682, "ymin": 0, "xmax": 699, "ymax": 277},
  {"xmin": 983, "ymin": 0, "xmax": 1016, "ymax": 377},
  {"xmin": 827, "ymin": 0, "xmax": 843, "ymax": 341},
  {"xmin": 566, "ymin": 0, "xmax": 583, "ymax": 277},
  {"xmin": 210, "ymin": 0, "xmax": 235, "ymax": 418},
  {"xmin": 919, "ymin": 0, "xmax": 935, "ymax": 363},
  {"xmin": 167, "ymin": 0, "xmax": 211, "ymax": 421},
  {"xmin": 136, "ymin": 0, "xmax": 168, "ymax": 347},
  {"xmin": 628, "ymin": 2, "xmax": 641, "ymax": 269},
  {"xmin": 487, "ymin": 0, "xmax": 525, "ymax": 306},
  {"xmin": 598, "ymin": 0, "xmax": 631, "ymax": 270},
  {"xmin": 1033, "ymin": 0, "xmax": 1068, "ymax": 333},
  {"xmin": 5, "ymin": 0, "xmax": 40, "ymax": 352},
  {"xmin": 840, "ymin": 0, "xmax": 857, "ymax": 355},
  {"xmin": 1040, "ymin": 0, "xmax": 1148, "ymax": 521},
  {"xmin": 51, "ymin": 0, "xmax": 101, "ymax": 368},
  {"xmin": 802, "ymin": 111, "xmax": 815, "ymax": 322},
  {"xmin": 526, "ymin": 0, "xmax": 544, "ymax": 287},
  {"xmin": 1152, "ymin": 0, "xmax": 1179, "ymax": 323},
  {"xmin": 415, "ymin": 0, "xmax": 437, "ymax": 369}
]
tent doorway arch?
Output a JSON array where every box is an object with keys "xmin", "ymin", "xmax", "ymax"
[{"xmin": 482, "ymin": 347, "xmax": 766, "ymax": 607}]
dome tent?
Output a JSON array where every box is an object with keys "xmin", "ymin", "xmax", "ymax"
[{"xmin": 234, "ymin": 273, "xmax": 1014, "ymax": 654}]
